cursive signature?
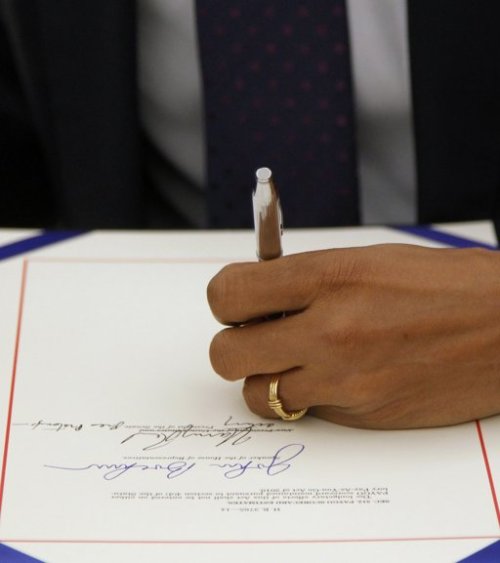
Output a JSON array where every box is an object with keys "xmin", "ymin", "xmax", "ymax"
[
  {"xmin": 28, "ymin": 420, "xmax": 125, "ymax": 432},
  {"xmin": 121, "ymin": 425, "xmax": 254, "ymax": 450},
  {"xmin": 44, "ymin": 460, "xmax": 195, "ymax": 480},
  {"xmin": 44, "ymin": 444, "xmax": 305, "ymax": 481},
  {"xmin": 211, "ymin": 443, "xmax": 305, "ymax": 479}
]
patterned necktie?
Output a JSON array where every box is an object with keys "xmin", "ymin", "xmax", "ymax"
[{"xmin": 196, "ymin": 0, "xmax": 359, "ymax": 228}]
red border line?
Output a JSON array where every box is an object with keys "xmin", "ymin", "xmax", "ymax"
[
  {"xmin": 1, "ymin": 259, "xmax": 500, "ymax": 546},
  {"xmin": 28, "ymin": 256, "xmax": 247, "ymax": 264},
  {"xmin": 0, "ymin": 256, "xmax": 233, "ymax": 524},
  {"xmin": 476, "ymin": 420, "xmax": 500, "ymax": 528},
  {"xmin": 0, "ymin": 260, "xmax": 28, "ymax": 520},
  {"xmin": 1, "ymin": 535, "xmax": 499, "ymax": 545}
]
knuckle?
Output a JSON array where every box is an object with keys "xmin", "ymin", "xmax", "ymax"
[
  {"xmin": 331, "ymin": 367, "xmax": 392, "ymax": 421},
  {"xmin": 242, "ymin": 379, "xmax": 259, "ymax": 412},
  {"xmin": 207, "ymin": 263, "xmax": 248, "ymax": 323},
  {"xmin": 336, "ymin": 373, "xmax": 376, "ymax": 408},
  {"xmin": 206, "ymin": 267, "xmax": 229, "ymax": 320},
  {"xmin": 317, "ymin": 248, "xmax": 366, "ymax": 294},
  {"xmin": 209, "ymin": 329, "xmax": 237, "ymax": 379},
  {"xmin": 242, "ymin": 377, "xmax": 272, "ymax": 417},
  {"xmin": 461, "ymin": 247, "xmax": 497, "ymax": 275},
  {"xmin": 320, "ymin": 318, "xmax": 359, "ymax": 357}
]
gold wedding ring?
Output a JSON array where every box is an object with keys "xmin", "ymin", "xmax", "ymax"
[{"xmin": 268, "ymin": 375, "xmax": 308, "ymax": 421}]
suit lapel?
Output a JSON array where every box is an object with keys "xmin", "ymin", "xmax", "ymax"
[{"xmin": 6, "ymin": 0, "xmax": 144, "ymax": 227}]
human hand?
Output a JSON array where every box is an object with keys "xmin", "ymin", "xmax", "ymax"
[{"xmin": 207, "ymin": 244, "xmax": 500, "ymax": 429}]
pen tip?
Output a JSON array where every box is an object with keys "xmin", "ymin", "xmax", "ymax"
[{"xmin": 256, "ymin": 167, "xmax": 272, "ymax": 183}]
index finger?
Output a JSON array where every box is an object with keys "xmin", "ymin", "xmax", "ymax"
[{"xmin": 206, "ymin": 250, "xmax": 329, "ymax": 325}]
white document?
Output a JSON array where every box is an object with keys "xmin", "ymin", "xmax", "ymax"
[{"xmin": 0, "ymin": 227, "xmax": 500, "ymax": 562}]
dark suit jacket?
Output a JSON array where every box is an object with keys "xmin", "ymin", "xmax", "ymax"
[{"xmin": 1, "ymin": 1, "xmax": 500, "ymax": 230}]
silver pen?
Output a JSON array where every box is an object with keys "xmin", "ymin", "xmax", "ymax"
[
  {"xmin": 253, "ymin": 168, "xmax": 308, "ymax": 422},
  {"xmin": 253, "ymin": 167, "xmax": 283, "ymax": 261}
]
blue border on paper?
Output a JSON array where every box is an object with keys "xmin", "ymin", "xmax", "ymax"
[
  {"xmin": 0, "ymin": 543, "xmax": 44, "ymax": 562},
  {"xmin": 0, "ymin": 230, "xmax": 87, "ymax": 559},
  {"xmin": 458, "ymin": 539, "xmax": 500, "ymax": 562},
  {"xmin": 0, "ymin": 224, "xmax": 498, "ymax": 560},
  {"xmin": 391, "ymin": 224, "xmax": 497, "ymax": 250},
  {"xmin": 396, "ymin": 223, "xmax": 500, "ymax": 561},
  {"xmin": 0, "ymin": 230, "xmax": 87, "ymax": 262}
]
